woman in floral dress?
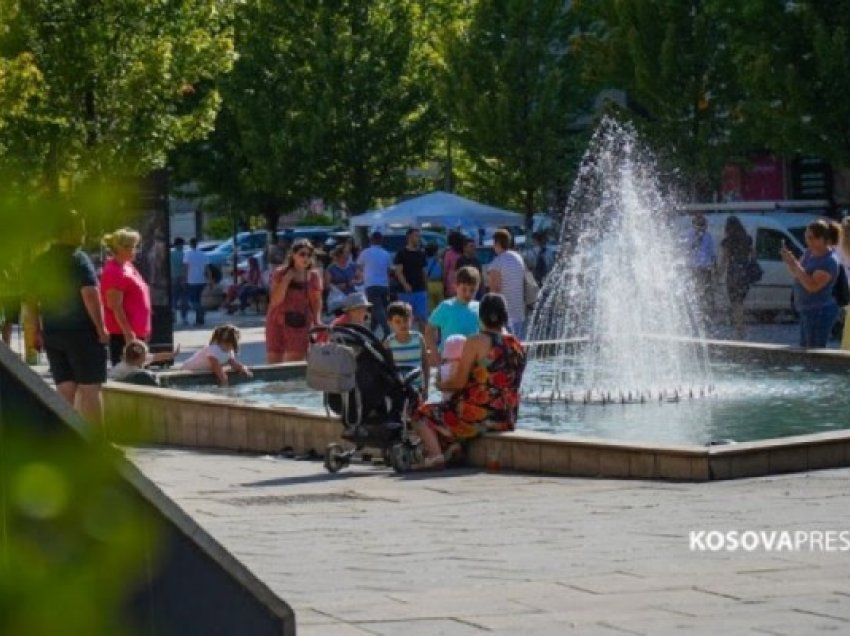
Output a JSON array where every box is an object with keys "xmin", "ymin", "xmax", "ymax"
[{"xmin": 414, "ymin": 293, "xmax": 526, "ymax": 469}]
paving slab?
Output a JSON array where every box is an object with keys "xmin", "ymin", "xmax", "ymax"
[{"xmin": 128, "ymin": 448, "xmax": 850, "ymax": 634}]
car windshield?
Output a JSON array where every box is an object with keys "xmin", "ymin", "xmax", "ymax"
[
  {"xmin": 212, "ymin": 242, "xmax": 234, "ymax": 254},
  {"xmin": 787, "ymin": 226, "xmax": 807, "ymax": 246}
]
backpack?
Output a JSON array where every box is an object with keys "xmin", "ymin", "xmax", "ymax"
[
  {"xmin": 523, "ymin": 267, "xmax": 540, "ymax": 307},
  {"xmin": 745, "ymin": 258, "xmax": 763, "ymax": 285},
  {"xmin": 306, "ymin": 341, "xmax": 356, "ymax": 393}
]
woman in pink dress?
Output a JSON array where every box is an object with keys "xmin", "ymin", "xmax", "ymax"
[
  {"xmin": 101, "ymin": 228, "xmax": 152, "ymax": 366},
  {"xmin": 266, "ymin": 239, "xmax": 323, "ymax": 363}
]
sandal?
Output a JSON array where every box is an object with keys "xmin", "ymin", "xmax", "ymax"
[
  {"xmin": 443, "ymin": 442, "xmax": 463, "ymax": 464},
  {"xmin": 411, "ymin": 454, "xmax": 446, "ymax": 471}
]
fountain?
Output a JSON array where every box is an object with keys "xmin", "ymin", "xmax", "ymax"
[
  {"xmin": 101, "ymin": 118, "xmax": 850, "ymax": 480},
  {"xmin": 524, "ymin": 118, "xmax": 712, "ymax": 402}
]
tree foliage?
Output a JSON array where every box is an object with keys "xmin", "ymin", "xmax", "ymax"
[
  {"xmin": 0, "ymin": 0, "xmax": 236, "ymax": 189},
  {"xmin": 443, "ymin": 0, "xmax": 588, "ymax": 225},
  {"xmin": 724, "ymin": 0, "xmax": 850, "ymax": 167},
  {"xmin": 181, "ymin": 0, "xmax": 439, "ymax": 228},
  {"xmin": 575, "ymin": 0, "xmax": 760, "ymax": 198}
]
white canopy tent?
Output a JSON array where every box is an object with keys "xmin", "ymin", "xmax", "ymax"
[{"xmin": 351, "ymin": 191, "xmax": 523, "ymax": 232}]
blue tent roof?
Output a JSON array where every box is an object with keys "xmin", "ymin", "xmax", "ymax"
[{"xmin": 351, "ymin": 191, "xmax": 523, "ymax": 230}]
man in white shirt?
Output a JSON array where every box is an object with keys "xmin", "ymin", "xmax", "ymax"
[
  {"xmin": 182, "ymin": 237, "xmax": 209, "ymax": 326},
  {"xmin": 487, "ymin": 228, "xmax": 527, "ymax": 338},
  {"xmin": 356, "ymin": 231, "xmax": 393, "ymax": 337}
]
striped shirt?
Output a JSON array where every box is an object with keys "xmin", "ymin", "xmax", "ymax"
[
  {"xmin": 385, "ymin": 330, "xmax": 424, "ymax": 386},
  {"xmin": 489, "ymin": 249, "xmax": 526, "ymax": 323}
]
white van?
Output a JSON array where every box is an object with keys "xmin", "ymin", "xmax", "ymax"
[{"xmin": 679, "ymin": 212, "xmax": 827, "ymax": 317}]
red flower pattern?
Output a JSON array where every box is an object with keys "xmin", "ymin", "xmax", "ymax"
[{"xmin": 417, "ymin": 333, "xmax": 526, "ymax": 448}]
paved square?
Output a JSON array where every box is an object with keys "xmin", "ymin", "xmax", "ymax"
[{"xmin": 129, "ymin": 447, "xmax": 850, "ymax": 635}]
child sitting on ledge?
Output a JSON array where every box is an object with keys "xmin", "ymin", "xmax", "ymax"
[
  {"xmin": 109, "ymin": 340, "xmax": 180, "ymax": 386},
  {"xmin": 181, "ymin": 324, "xmax": 253, "ymax": 386}
]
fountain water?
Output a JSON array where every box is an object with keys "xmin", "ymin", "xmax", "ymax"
[{"xmin": 524, "ymin": 118, "xmax": 712, "ymax": 401}]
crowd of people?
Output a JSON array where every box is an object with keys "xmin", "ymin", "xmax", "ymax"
[
  {"xmin": 18, "ymin": 208, "xmax": 850, "ymax": 469},
  {"xmin": 685, "ymin": 213, "xmax": 850, "ymax": 348},
  {"xmin": 14, "ymin": 214, "xmax": 543, "ymax": 446}
]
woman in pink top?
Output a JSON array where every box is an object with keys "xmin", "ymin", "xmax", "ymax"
[{"xmin": 101, "ymin": 227, "xmax": 152, "ymax": 366}]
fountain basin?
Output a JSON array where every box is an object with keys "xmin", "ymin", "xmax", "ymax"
[{"xmin": 102, "ymin": 340, "xmax": 850, "ymax": 481}]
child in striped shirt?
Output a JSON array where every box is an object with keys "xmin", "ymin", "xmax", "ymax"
[{"xmin": 385, "ymin": 301, "xmax": 430, "ymax": 399}]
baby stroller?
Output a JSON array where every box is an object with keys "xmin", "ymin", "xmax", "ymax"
[{"xmin": 307, "ymin": 323, "xmax": 424, "ymax": 473}]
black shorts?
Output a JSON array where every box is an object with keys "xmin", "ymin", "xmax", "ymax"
[{"xmin": 44, "ymin": 331, "xmax": 107, "ymax": 385}]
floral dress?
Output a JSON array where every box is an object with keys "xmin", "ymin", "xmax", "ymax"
[{"xmin": 417, "ymin": 332, "xmax": 526, "ymax": 446}]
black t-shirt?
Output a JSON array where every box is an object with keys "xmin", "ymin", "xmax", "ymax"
[
  {"xmin": 30, "ymin": 244, "xmax": 99, "ymax": 335},
  {"xmin": 456, "ymin": 255, "xmax": 482, "ymax": 275},
  {"xmin": 393, "ymin": 248, "xmax": 427, "ymax": 292}
]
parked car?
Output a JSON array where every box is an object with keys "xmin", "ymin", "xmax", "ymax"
[
  {"xmin": 323, "ymin": 230, "xmax": 354, "ymax": 251},
  {"xmin": 279, "ymin": 226, "xmax": 342, "ymax": 248},
  {"xmin": 676, "ymin": 212, "xmax": 824, "ymax": 318},
  {"xmin": 197, "ymin": 240, "xmax": 223, "ymax": 252},
  {"xmin": 205, "ymin": 231, "xmax": 270, "ymax": 269}
]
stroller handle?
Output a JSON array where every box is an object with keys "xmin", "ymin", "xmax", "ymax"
[{"xmin": 401, "ymin": 367, "xmax": 422, "ymax": 387}]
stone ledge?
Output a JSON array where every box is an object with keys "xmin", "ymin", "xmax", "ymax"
[{"xmin": 103, "ymin": 382, "xmax": 850, "ymax": 482}]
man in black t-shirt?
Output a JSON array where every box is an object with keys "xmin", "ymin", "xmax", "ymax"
[
  {"xmin": 25, "ymin": 210, "xmax": 108, "ymax": 429},
  {"xmin": 456, "ymin": 238, "xmax": 483, "ymax": 299},
  {"xmin": 393, "ymin": 228, "xmax": 428, "ymax": 330}
]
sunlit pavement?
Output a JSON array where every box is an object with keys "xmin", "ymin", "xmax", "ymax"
[{"xmin": 129, "ymin": 447, "xmax": 850, "ymax": 636}]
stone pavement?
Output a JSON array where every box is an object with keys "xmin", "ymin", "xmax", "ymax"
[{"xmin": 129, "ymin": 447, "xmax": 850, "ymax": 635}]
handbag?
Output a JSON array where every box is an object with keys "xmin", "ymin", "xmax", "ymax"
[
  {"xmin": 523, "ymin": 267, "xmax": 540, "ymax": 307},
  {"xmin": 281, "ymin": 268, "xmax": 314, "ymax": 328},
  {"xmin": 306, "ymin": 341, "xmax": 357, "ymax": 393},
  {"xmin": 284, "ymin": 311, "xmax": 308, "ymax": 328},
  {"xmin": 745, "ymin": 259, "xmax": 763, "ymax": 285}
]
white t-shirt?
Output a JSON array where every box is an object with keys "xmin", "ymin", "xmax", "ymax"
[
  {"xmin": 489, "ymin": 249, "xmax": 526, "ymax": 323},
  {"xmin": 183, "ymin": 248, "xmax": 209, "ymax": 285},
  {"xmin": 181, "ymin": 344, "xmax": 233, "ymax": 371},
  {"xmin": 356, "ymin": 246, "xmax": 392, "ymax": 287},
  {"xmin": 109, "ymin": 361, "xmax": 140, "ymax": 380}
]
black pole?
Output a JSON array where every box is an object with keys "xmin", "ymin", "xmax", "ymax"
[{"xmin": 231, "ymin": 205, "xmax": 238, "ymax": 281}]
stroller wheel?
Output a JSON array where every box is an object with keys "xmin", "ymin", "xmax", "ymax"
[
  {"xmin": 389, "ymin": 443, "xmax": 413, "ymax": 473},
  {"xmin": 324, "ymin": 443, "xmax": 348, "ymax": 473}
]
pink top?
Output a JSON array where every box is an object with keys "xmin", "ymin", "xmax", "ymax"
[
  {"xmin": 442, "ymin": 334, "xmax": 466, "ymax": 361},
  {"xmin": 101, "ymin": 257, "xmax": 152, "ymax": 338},
  {"xmin": 443, "ymin": 249, "xmax": 461, "ymax": 297}
]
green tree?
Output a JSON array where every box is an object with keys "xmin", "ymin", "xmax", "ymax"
[
  {"xmin": 576, "ymin": 0, "xmax": 754, "ymax": 199},
  {"xmin": 0, "ymin": 0, "xmax": 236, "ymax": 190},
  {"xmin": 444, "ymin": 0, "xmax": 588, "ymax": 227},
  {"xmin": 725, "ymin": 0, "xmax": 850, "ymax": 167},
  {"xmin": 319, "ymin": 0, "xmax": 439, "ymax": 213},
  {"xmin": 180, "ymin": 0, "xmax": 436, "ymax": 228}
]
